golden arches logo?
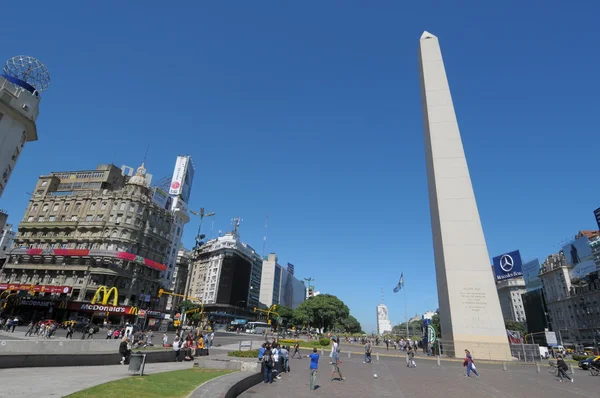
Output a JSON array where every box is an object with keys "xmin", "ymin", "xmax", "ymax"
[
  {"xmin": 128, "ymin": 306, "xmax": 139, "ymax": 315},
  {"xmin": 91, "ymin": 286, "xmax": 118, "ymax": 306}
]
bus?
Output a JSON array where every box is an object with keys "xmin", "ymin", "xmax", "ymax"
[{"xmin": 245, "ymin": 321, "xmax": 271, "ymax": 334}]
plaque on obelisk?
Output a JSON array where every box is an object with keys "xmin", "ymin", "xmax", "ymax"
[{"xmin": 418, "ymin": 31, "xmax": 511, "ymax": 360}]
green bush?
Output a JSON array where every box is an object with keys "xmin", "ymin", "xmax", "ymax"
[
  {"xmin": 572, "ymin": 354, "xmax": 590, "ymax": 361},
  {"xmin": 319, "ymin": 338, "xmax": 331, "ymax": 346},
  {"xmin": 228, "ymin": 349, "xmax": 260, "ymax": 358}
]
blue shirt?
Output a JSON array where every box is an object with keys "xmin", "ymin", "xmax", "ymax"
[
  {"xmin": 309, "ymin": 353, "xmax": 319, "ymax": 370},
  {"xmin": 258, "ymin": 347, "xmax": 265, "ymax": 360}
]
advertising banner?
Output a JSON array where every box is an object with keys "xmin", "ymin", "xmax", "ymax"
[
  {"xmin": 169, "ymin": 156, "xmax": 188, "ymax": 197},
  {"xmin": 522, "ymin": 259, "xmax": 542, "ymax": 291},
  {"xmin": 570, "ymin": 260, "xmax": 597, "ymax": 280},
  {"xmin": 507, "ymin": 329, "xmax": 523, "ymax": 344},
  {"xmin": 562, "ymin": 236, "xmax": 593, "ymax": 266},
  {"xmin": 545, "ymin": 331, "xmax": 558, "ymax": 347},
  {"xmin": 492, "ymin": 250, "xmax": 524, "ymax": 281},
  {"xmin": 152, "ymin": 187, "xmax": 169, "ymax": 210},
  {"xmin": 0, "ymin": 284, "xmax": 72, "ymax": 294}
]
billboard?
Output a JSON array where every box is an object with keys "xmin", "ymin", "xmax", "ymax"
[
  {"xmin": 570, "ymin": 260, "xmax": 597, "ymax": 280},
  {"xmin": 562, "ymin": 236, "xmax": 593, "ymax": 266},
  {"xmin": 152, "ymin": 187, "xmax": 169, "ymax": 210},
  {"xmin": 492, "ymin": 250, "xmax": 524, "ymax": 281},
  {"xmin": 522, "ymin": 258, "xmax": 542, "ymax": 291},
  {"xmin": 169, "ymin": 156, "xmax": 194, "ymax": 203}
]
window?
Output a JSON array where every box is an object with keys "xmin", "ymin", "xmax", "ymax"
[
  {"xmin": 35, "ymin": 190, "xmax": 44, "ymax": 197},
  {"xmin": 75, "ymin": 203, "xmax": 81, "ymax": 211},
  {"xmin": 64, "ymin": 203, "xmax": 70, "ymax": 211},
  {"xmin": 116, "ymin": 215, "xmax": 122, "ymax": 223},
  {"xmin": 90, "ymin": 202, "xmax": 96, "ymax": 210},
  {"xmin": 27, "ymin": 216, "xmax": 34, "ymax": 222},
  {"xmin": 49, "ymin": 216, "xmax": 55, "ymax": 222},
  {"xmin": 86, "ymin": 215, "xmax": 93, "ymax": 221},
  {"xmin": 42, "ymin": 204, "xmax": 48, "ymax": 212},
  {"xmin": 53, "ymin": 204, "xmax": 59, "ymax": 212},
  {"xmin": 71, "ymin": 216, "xmax": 77, "ymax": 221},
  {"xmin": 120, "ymin": 202, "xmax": 126, "ymax": 211},
  {"xmin": 137, "ymin": 206, "xmax": 143, "ymax": 214},
  {"xmin": 126, "ymin": 217, "xmax": 132, "ymax": 224},
  {"xmin": 101, "ymin": 202, "xmax": 107, "ymax": 210},
  {"xmin": 38, "ymin": 216, "xmax": 45, "ymax": 222},
  {"xmin": 97, "ymin": 214, "xmax": 104, "ymax": 221},
  {"xmin": 31, "ymin": 204, "xmax": 38, "ymax": 212},
  {"xmin": 129, "ymin": 204, "xmax": 135, "ymax": 212},
  {"xmin": 41, "ymin": 180, "xmax": 47, "ymax": 187}
]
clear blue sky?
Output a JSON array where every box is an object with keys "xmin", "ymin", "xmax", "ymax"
[{"xmin": 1, "ymin": 1, "xmax": 599, "ymax": 333}]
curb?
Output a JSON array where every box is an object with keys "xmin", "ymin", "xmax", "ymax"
[{"xmin": 187, "ymin": 370, "xmax": 262, "ymax": 398}]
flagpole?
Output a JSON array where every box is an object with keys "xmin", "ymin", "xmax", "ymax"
[{"xmin": 404, "ymin": 279, "xmax": 408, "ymax": 340}]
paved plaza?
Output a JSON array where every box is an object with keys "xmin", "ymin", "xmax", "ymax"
[{"xmin": 240, "ymin": 354, "xmax": 598, "ymax": 398}]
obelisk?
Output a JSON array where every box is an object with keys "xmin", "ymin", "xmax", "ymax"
[{"xmin": 418, "ymin": 31, "xmax": 511, "ymax": 360}]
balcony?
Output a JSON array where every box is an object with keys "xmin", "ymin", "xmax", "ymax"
[{"xmin": 19, "ymin": 221, "xmax": 78, "ymax": 229}]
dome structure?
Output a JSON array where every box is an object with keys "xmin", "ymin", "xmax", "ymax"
[{"xmin": 127, "ymin": 163, "xmax": 149, "ymax": 188}]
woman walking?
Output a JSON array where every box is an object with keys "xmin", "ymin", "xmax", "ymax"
[{"xmin": 463, "ymin": 349, "xmax": 479, "ymax": 378}]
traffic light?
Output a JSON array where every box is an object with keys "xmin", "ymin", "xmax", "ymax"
[
  {"xmin": 158, "ymin": 288, "xmax": 164, "ymax": 297},
  {"xmin": 268, "ymin": 319, "xmax": 271, "ymax": 325},
  {"xmin": 253, "ymin": 307, "xmax": 257, "ymax": 312}
]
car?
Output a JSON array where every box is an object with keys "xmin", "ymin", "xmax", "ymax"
[{"xmin": 578, "ymin": 355, "xmax": 600, "ymax": 370}]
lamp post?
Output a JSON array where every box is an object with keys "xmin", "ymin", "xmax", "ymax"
[{"xmin": 181, "ymin": 208, "xmax": 215, "ymax": 325}]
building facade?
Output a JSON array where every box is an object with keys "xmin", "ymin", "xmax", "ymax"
[
  {"xmin": 539, "ymin": 252, "xmax": 575, "ymax": 343},
  {"xmin": 167, "ymin": 248, "xmax": 191, "ymax": 313},
  {"xmin": 0, "ymin": 66, "xmax": 44, "ymax": 198},
  {"xmin": 0, "ymin": 223, "xmax": 16, "ymax": 258},
  {"xmin": 259, "ymin": 253, "xmax": 306, "ymax": 310},
  {"xmin": 496, "ymin": 277, "xmax": 527, "ymax": 323},
  {"xmin": 0, "ymin": 163, "xmax": 172, "ymax": 324},
  {"xmin": 187, "ymin": 227, "xmax": 262, "ymax": 314}
]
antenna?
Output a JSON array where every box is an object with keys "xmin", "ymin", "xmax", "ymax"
[
  {"xmin": 381, "ymin": 287, "xmax": 385, "ymax": 304},
  {"xmin": 4, "ymin": 56, "xmax": 51, "ymax": 92},
  {"xmin": 262, "ymin": 214, "xmax": 268, "ymax": 257},
  {"xmin": 143, "ymin": 141, "xmax": 151, "ymax": 164},
  {"xmin": 231, "ymin": 217, "xmax": 242, "ymax": 238},
  {"xmin": 209, "ymin": 219, "xmax": 215, "ymax": 240}
]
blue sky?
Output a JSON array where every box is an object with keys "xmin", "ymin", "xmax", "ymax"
[{"xmin": 1, "ymin": 1, "xmax": 599, "ymax": 333}]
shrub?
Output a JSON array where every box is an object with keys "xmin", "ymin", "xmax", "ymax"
[
  {"xmin": 572, "ymin": 354, "xmax": 590, "ymax": 362},
  {"xmin": 319, "ymin": 338, "xmax": 331, "ymax": 346},
  {"xmin": 228, "ymin": 349, "xmax": 260, "ymax": 358}
]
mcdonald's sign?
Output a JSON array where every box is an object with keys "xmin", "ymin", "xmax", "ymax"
[
  {"xmin": 91, "ymin": 286, "xmax": 118, "ymax": 306},
  {"xmin": 128, "ymin": 306, "xmax": 139, "ymax": 315}
]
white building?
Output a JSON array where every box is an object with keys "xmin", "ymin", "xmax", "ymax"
[
  {"xmin": 0, "ymin": 223, "xmax": 15, "ymax": 258},
  {"xmin": 376, "ymin": 303, "xmax": 393, "ymax": 335},
  {"xmin": 188, "ymin": 227, "xmax": 262, "ymax": 310},
  {"xmin": 259, "ymin": 253, "xmax": 306, "ymax": 309},
  {"xmin": 422, "ymin": 310, "xmax": 436, "ymax": 320},
  {"xmin": 496, "ymin": 277, "xmax": 527, "ymax": 323},
  {"xmin": 0, "ymin": 58, "xmax": 47, "ymax": 198}
]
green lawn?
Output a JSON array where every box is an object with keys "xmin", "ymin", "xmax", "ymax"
[{"xmin": 65, "ymin": 369, "xmax": 233, "ymax": 398}]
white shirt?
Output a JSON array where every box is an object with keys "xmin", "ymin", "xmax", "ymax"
[
  {"xmin": 273, "ymin": 348, "xmax": 280, "ymax": 362},
  {"xmin": 331, "ymin": 341, "xmax": 338, "ymax": 353}
]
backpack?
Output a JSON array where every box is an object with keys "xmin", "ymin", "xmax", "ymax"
[{"xmin": 263, "ymin": 353, "xmax": 272, "ymax": 364}]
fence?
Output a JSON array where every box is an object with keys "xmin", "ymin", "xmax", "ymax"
[{"xmin": 435, "ymin": 340, "xmax": 541, "ymax": 362}]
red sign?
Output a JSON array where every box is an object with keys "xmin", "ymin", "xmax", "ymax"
[
  {"xmin": 0, "ymin": 284, "xmax": 72, "ymax": 294},
  {"xmin": 175, "ymin": 313, "xmax": 181, "ymax": 319},
  {"xmin": 138, "ymin": 310, "xmax": 147, "ymax": 317}
]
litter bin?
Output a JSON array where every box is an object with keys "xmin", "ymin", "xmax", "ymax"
[{"xmin": 128, "ymin": 353, "xmax": 147, "ymax": 376}]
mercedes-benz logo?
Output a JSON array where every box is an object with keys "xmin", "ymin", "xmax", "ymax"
[{"xmin": 500, "ymin": 254, "xmax": 514, "ymax": 272}]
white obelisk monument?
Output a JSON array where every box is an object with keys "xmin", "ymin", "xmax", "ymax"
[{"xmin": 418, "ymin": 31, "xmax": 511, "ymax": 360}]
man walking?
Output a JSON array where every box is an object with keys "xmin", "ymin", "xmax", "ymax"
[
  {"xmin": 364, "ymin": 341, "xmax": 372, "ymax": 363},
  {"xmin": 292, "ymin": 341, "xmax": 301, "ymax": 359},
  {"xmin": 330, "ymin": 342, "xmax": 345, "ymax": 381},
  {"xmin": 556, "ymin": 355, "xmax": 573, "ymax": 383},
  {"xmin": 309, "ymin": 347, "xmax": 320, "ymax": 390}
]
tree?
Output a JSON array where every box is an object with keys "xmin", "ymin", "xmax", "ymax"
[
  {"xmin": 293, "ymin": 294, "xmax": 350, "ymax": 332},
  {"xmin": 276, "ymin": 305, "xmax": 294, "ymax": 326},
  {"xmin": 505, "ymin": 320, "xmax": 527, "ymax": 336},
  {"xmin": 431, "ymin": 313, "xmax": 441, "ymax": 338},
  {"xmin": 337, "ymin": 315, "xmax": 362, "ymax": 334}
]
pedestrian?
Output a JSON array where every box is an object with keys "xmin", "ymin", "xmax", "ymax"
[
  {"xmin": 385, "ymin": 339, "xmax": 389, "ymax": 351},
  {"xmin": 106, "ymin": 328, "xmax": 113, "ymax": 339},
  {"xmin": 209, "ymin": 331, "xmax": 214, "ymax": 348},
  {"xmin": 330, "ymin": 341, "xmax": 345, "ymax": 381},
  {"xmin": 407, "ymin": 348, "xmax": 416, "ymax": 368},
  {"xmin": 173, "ymin": 337, "xmax": 181, "ymax": 361},
  {"xmin": 292, "ymin": 341, "xmax": 301, "ymax": 359},
  {"xmin": 263, "ymin": 344, "xmax": 274, "ymax": 384},
  {"xmin": 272, "ymin": 343, "xmax": 282, "ymax": 379},
  {"xmin": 463, "ymin": 349, "xmax": 479, "ymax": 378},
  {"xmin": 119, "ymin": 337, "xmax": 132, "ymax": 365},
  {"xmin": 364, "ymin": 341, "xmax": 372, "ymax": 363},
  {"xmin": 25, "ymin": 321, "xmax": 34, "ymax": 337},
  {"xmin": 66, "ymin": 324, "xmax": 73, "ymax": 339},
  {"xmin": 280, "ymin": 345, "xmax": 289, "ymax": 373},
  {"xmin": 11, "ymin": 317, "xmax": 18, "ymax": 333},
  {"xmin": 556, "ymin": 355, "xmax": 573, "ymax": 383},
  {"xmin": 329, "ymin": 337, "xmax": 338, "ymax": 364},
  {"xmin": 309, "ymin": 347, "xmax": 320, "ymax": 390}
]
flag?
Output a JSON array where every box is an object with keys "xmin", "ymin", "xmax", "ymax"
[{"xmin": 393, "ymin": 273, "xmax": 404, "ymax": 293}]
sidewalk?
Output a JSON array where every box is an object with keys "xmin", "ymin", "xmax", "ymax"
[
  {"xmin": 0, "ymin": 361, "xmax": 195, "ymax": 397},
  {"xmin": 239, "ymin": 354, "xmax": 597, "ymax": 398}
]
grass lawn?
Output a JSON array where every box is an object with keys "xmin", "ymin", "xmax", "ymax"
[{"xmin": 65, "ymin": 368, "xmax": 233, "ymax": 398}]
